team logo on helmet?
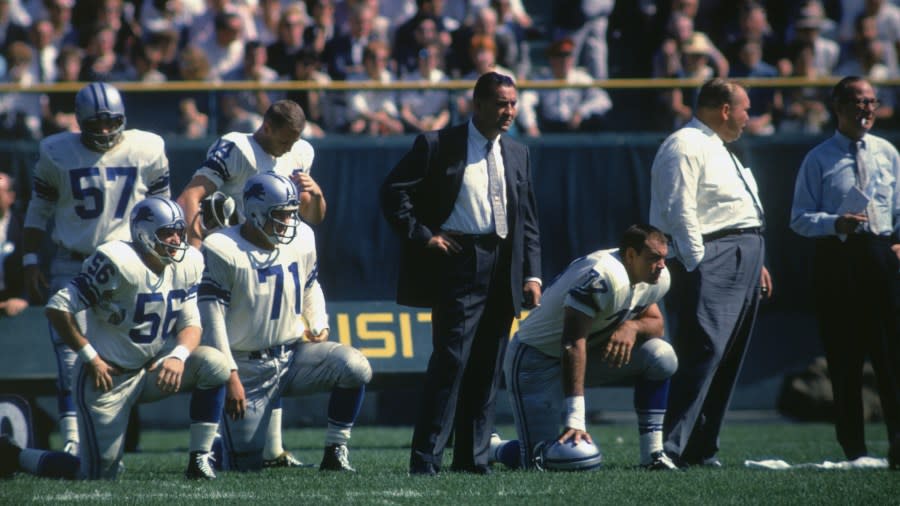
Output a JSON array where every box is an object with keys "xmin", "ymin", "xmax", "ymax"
[{"xmin": 243, "ymin": 173, "xmax": 300, "ymax": 247}]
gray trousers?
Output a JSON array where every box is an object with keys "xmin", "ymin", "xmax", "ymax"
[{"xmin": 662, "ymin": 233, "xmax": 764, "ymax": 463}]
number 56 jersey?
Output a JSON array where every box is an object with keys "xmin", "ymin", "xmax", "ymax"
[
  {"xmin": 24, "ymin": 130, "xmax": 170, "ymax": 255},
  {"xmin": 46, "ymin": 241, "xmax": 204, "ymax": 370}
]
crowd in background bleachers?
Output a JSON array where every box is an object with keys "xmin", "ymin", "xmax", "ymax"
[{"xmin": 3, "ymin": 0, "xmax": 900, "ymax": 139}]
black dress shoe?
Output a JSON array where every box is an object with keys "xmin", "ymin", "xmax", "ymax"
[
  {"xmin": 889, "ymin": 434, "xmax": 900, "ymax": 471},
  {"xmin": 409, "ymin": 462, "xmax": 438, "ymax": 476}
]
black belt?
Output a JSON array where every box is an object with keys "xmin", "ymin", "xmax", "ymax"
[
  {"xmin": 444, "ymin": 232, "xmax": 502, "ymax": 247},
  {"xmin": 702, "ymin": 227, "xmax": 761, "ymax": 243},
  {"xmin": 248, "ymin": 341, "xmax": 298, "ymax": 360},
  {"xmin": 62, "ymin": 250, "xmax": 88, "ymax": 261}
]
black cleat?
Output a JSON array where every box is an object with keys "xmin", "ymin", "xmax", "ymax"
[
  {"xmin": 263, "ymin": 451, "xmax": 315, "ymax": 468},
  {"xmin": 319, "ymin": 444, "xmax": 355, "ymax": 472},
  {"xmin": 185, "ymin": 451, "xmax": 217, "ymax": 480},
  {"xmin": 642, "ymin": 451, "xmax": 680, "ymax": 471},
  {"xmin": 0, "ymin": 436, "xmax": 22, "ymax": 479}
]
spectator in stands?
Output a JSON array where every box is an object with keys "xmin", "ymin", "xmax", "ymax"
[
  {"xmin": 44, "ymin": 0, "xmax": 78, "ymax": 48},
  {"xmin": 392, "ymin": 0, "xmax": 456, "ymax": 68},
  {"xmin": 394, "ymin": 15, "xmax": 438, "ymax": 77},
  {"xmin": 267, "ymin": 3, "xmax": 308, "ymax": 78},
  {"xmin": 551, "ymin": 0, "xmax": 613, "ymax": 80},
  {"xmin": 128, "ymin": 41, "xmax": 167, "ymax": 83},
  {"xmin": 304, "ymin": 0, "xmax": 337, "ymax": 55},
  {"xmin": 174, "ymin": 45, "xmax": 213, "ymax": 138},
  {"xmin": 253, "ymin": 0, "xmax": 283, "ymax": 46},
  {"xmin": 190, "ymin": 0, "xmax": 256, "ymax": 48},
  {"xmin": 79, "ymin": 24, "xmax": 131, "ymax": 81},
  {"xmin": 1, "ymin": 0, "xmax": 29, "ymax": 55},
  {"xmin": 287, "ymin": 47, "xmax": 330, "ymax": 137},
  {"xmin": 778, "ymin": 40, "xmax": 831, "ymax": 133},
  {"xmin": 652, "ymin": 12, "xmax": 728, "ymax": 81},
  {"xmin": 725, "ymin": 2, "xmax": 784, "ymax": 68},
  {"xmin": 95, "ymin": 0, "xmax": 139, "ymax": 58},
  {"xmin": 449, "ymin": 6, "xmax": 520, "ymax": 79},
  {"xmin": 345, "ymin": 40, "xmax": 403, "ymax": 135},
  {"xmin": 202, "ymin": 11, "xmax": 246, "ymax": 80},
  {"xmin": 147, "ymin": 28, "xmax": 182, "ymax": 80},
  {"xmin": 0, "ymin": 172, "xmax": 26, "ymax": 317},
  {"xmin": 41, "ymin": 45, "xmax": 79, "ymax": 135},
  {"xmin": 139, "ymin": 0, "xmax": 196, "ymax": 36},
  {"xmin": 27, "ymin": 18, "xmax": 56, "ymax": 82},
  {"xmin": 787, "ymin": 8, "xmax": 840, "ymax": 76},
  {"xmin": 338, "ymin": 0, "xmax": 389, "ymax": 42},
  {"xmin": 323, "ymin": 2, "xmax": 378, "ymax": 81},
  {"xmin": 400, "ymin": 41, "xmax": 450, "ymax": 133},
  {"xmin": 0, "ymin": 42, "xmax": 41, "ymax": 140},
  {"xmin": 491, "ymin": 0, "xmax": 531, "ymax": 71},
  {"xmin": 836, "ymin": 20, "xmax": 895, "ymax": 123},
  {"xmin": 654, "ymin": 32, "xmax": 713, "ymax": 132},
  {"xmin": 861, "ymin": 0, "xmax": 900, "ymax": 75},
  {"xmin": 730, "ymin": 39, "xmax": 779, "ymax": 136},
  {"xmin": 518, "ymin": 37, "xmax": 611, "ymax": 137},
  {"xmin": 454, "ymin": 34, "xmax": 512, "ymax": 118},
  {"xmin": 221, "ymin": 40, "xmax": 282, "ymax": 133}
]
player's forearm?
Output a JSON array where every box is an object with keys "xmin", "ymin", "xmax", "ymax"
[
  {"xmin": 177, "ymin": 179, "xmax": 213, "ymax": 247},
  {"xmin": 629, "ymin": 304, "xmax": 665, "ymax": 339},
  {"xmin": 175, "ymin": 325, "xmax": 202, "ymax": 353},
  {"xmin": 199, "ymin": 300, "xmax": 238, "ymax": 371},
  {"xmin": 300, "ymin": 193, "xmax": 326, "ymax": 225},
  {"xmin": 46, "ymin": 307, "xmax": 89, "ymax": 353},
  {"xmin": 561, "ymin": 337, "xmax": 587, "ymax": 397}
]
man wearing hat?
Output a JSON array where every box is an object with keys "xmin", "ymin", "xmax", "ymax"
[{"xmin": 518, "ymin": 37, "xmax": 612, "ymax": 136}]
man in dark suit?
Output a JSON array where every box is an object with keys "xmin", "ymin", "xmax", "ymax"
[
  {"xmin": 0, "ymin": 173, "xmax": 27, "ymax": 317},
  {"xmin": 381, "ymin": 72, "xmax": 542, "ymax": 476}
]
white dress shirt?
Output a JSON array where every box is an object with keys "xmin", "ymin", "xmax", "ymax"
[
  {"xmin": 650, "ymin": 118, "xmax": 764, "ymax": 271},
  {"xmin": 441, "ymin": 121, "xmax": 507, "ymax": 235}
]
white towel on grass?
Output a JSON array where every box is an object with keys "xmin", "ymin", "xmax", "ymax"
[{"xmin": 744, "ymin": 457, "xmax": 887, "ymax": 470}]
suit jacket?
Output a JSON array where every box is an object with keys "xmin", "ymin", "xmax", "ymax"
[
  {"xmin": 380, "ymin": 123, "xmax": 541, "ymax": 314},
  {"xmin": 0, "ymin": 211, "xmax": 24, "ymax": 302}
]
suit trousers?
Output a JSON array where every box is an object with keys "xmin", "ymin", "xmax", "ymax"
[
  {"xmin": 813, "ymin": 234, "xmax": 900, "ymax": 459},
  {"xmin": 410, "ymin": 234, "xmax": 513, "ymax": 472},
  {"xmin": 663, "ymin": 233, "xmax": 764, "ymax": 463}
]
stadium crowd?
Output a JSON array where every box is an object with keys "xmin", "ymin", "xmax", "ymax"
[{"xmin": 3, "ymin": 0, "xmax": 900, "ymax": 139}]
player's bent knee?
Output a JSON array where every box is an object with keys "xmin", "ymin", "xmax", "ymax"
[
  {"xmin": 189, "ymin": 346, "xmax": 232, "ymax": 387},
  {"xmin": 642, "ymin": 339, "xmax": 678, "ymax": 380},
  {"xmin": 332, "ymin": 346, "xmax": 373, "ymax": 387}
]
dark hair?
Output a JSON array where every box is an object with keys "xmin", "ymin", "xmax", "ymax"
[
  {"xmin": 695, "ymin": 78, "xmax": 742, "ymax": 110},
  {"xmin": 831, "ymin": 75, "xmax": 866, "ymax": 103},
  {"xmin": 619, "ymin": 224, "xmax": 667, "ymax": 255},
  {"xmin": 264, "ymin": 99, "xmax": 306, "ymax": 132},
  {"xmin": 473, "ymin": 71, "xmax": 515, "ymax": 100}
]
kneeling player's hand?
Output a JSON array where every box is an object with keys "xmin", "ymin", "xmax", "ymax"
[
  {"xmin": 226, "ymin": 372, "xmax": 246, "ymax": 420},
  {"xmin": 557, "ymin": 427, "xmax": 593, "ymax": 446},
  {"xmin": 89, "ymin": 356, "xmax": 121, "ymax": 393},
  {"xmin": 305, "ymin": 328, "xmax": 329, "ymax": 343},
  {"xmin": 151, "ymin": 357, "xmax": 185, "ymax": 393}
]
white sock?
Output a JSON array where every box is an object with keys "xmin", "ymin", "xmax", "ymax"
[
  {"xmin": 189, "ymin": 422, "xmax": 219, "ymax": 453},
  {"xmin": 324, "ymin": 422, "xmax": 352, "ymax": 446},
  {"xmin": 639, "ymin": 430, "xmax": 664, "ymax": 465},
  {"xmin": 60, "ymin": 415, "xmax": 79, "ymax": 443},
  {"xmin": 19, "ymin": 448, "xmax": 47, "ymax": 474},
  {"xmin": 263, "ymin": 408, "xmax": 284, "ymax": 460}
]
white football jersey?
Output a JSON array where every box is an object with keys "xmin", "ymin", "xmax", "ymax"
[
  {"xmin": 199, "ymin": 223, "xmax": 327, "ymax": 353},
  {"xmin": 24, "ymin": 130, "xmax": 170, "ymax": 256},
  {"xmin": 517, "ymin": 249, "xmax": 671, "ymax": 358},
  {"xmin": 194, "ymin": 132, "xmax": 315, "ymax": 214},
  {"xmin": 46, "ymin": 241, "xmax": 204, "ymax": 370}
]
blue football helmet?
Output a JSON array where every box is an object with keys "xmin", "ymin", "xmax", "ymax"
[
  {"xmin": 74, "ymin": 82, "xmax": 126, "ymax": 151},
  {"xmin": 243, "ymin": 172, "xmax": 300, "ymax": 246},
  {"xmin": 130, "ymin": 197, "xmax": 189, "ymax": 264}
]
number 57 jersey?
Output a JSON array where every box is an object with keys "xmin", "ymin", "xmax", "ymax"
[
  {"xmin": 46, "ymin": 241, "xmax": 204, "ymax": 370},
  {"xmin": 25, "ymin": 130, "xmax": 170, "ymax": 255}
]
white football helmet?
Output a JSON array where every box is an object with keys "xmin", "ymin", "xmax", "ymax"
[
  {"xmin": 74, "ymin": 82, "xmax": 126, "ymax": 151},
  {"xmin": 243, "ymin": 172, "xmax": 300, "ymax": 246},
  {"xmin": 533, "ymin": 439, "xmax": 603, "ymax": 472},
  {"xmin": 130, "ymin": 197, "xmax": 189, "ymax": 264}
]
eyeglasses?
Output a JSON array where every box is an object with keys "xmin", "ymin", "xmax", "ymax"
[{"xmin": 849, "ymin": 98, "xmax": 881, "ymax": 109}]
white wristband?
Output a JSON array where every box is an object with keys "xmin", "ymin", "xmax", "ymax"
[
  {"xmin": 565, "ymin": 396, "xmax": 586, "ymax": 432},
  {"xmin": 78, "ymin": 343, "xmax": 98, "ymax": 362},
  {"xmin": 23, "ymin": 253, "xmax": 39, "ymax": 267},
  {"xmin": 167, "ymin": 345, "xmax": 191, "ymax": 362}
]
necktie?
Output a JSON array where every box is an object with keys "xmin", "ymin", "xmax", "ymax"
[
  {"xmin": 727, "ymin": 147, "xmax": 765, "ymax": 227},
  {"xmin": 852, "ymin": 140, "xmax": 880, "ymax": 233},
  {"xmin": 485, "ymin": 140, "xmax": 508, "ymax": 239}
]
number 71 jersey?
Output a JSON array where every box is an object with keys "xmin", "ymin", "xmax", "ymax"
[
  {"xmin": 27, "ymin": 130, "xmax": 170, "ymax": 255},
  {"xmin": 46, "ymin": 241, "xmax": 204, "ymax": 370}
]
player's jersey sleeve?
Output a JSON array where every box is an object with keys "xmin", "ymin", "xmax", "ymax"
[
  {"xmin": 198, "ymin": 235, "xmax": 237, "ymax": 369},
  {"xmin": 563, "ymin": 267, "xmax": 615, "ymax": 319},
  {"xmin": 289, "ymin": 139, "xmax": 315, "ymax": 176},
  {"xmin": 175, "ymin": 247, "xmax": 204, "ymax": 333},
  {"xmin": 47, "ymin": 247, "xmax": 121, "ymax": 314},
  {"xmin": 138, "ymin": 131, "xmax": 171, "ymax": 198},
  {"xmin": 299, "ymin": 226, "xmax": 328, "ymax": 334},
  {"xmin": 195, "ymin": 134, "xmax": 249, "ymax": 189},
  {"xmin": 24, "ymin": 139, "xmax": 63, "ymax": 230}
]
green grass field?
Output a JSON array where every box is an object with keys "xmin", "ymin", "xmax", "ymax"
[{"xmin": 1, "ymin": 423, "xmax": 895, "ymax": 505}]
